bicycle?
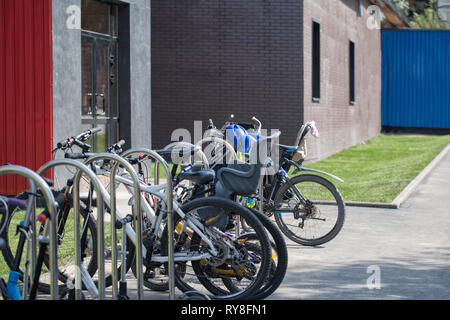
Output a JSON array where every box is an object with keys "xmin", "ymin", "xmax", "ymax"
[
  {"xmin": 1, "ymin": 129, "xmax": 113, "ymax": 299},
  {"xmin": 53, "ymin": 134, "xmax": 274, "ymax": 300},
  {"xmin": 0, "ymin": 195, "xmax": 28, "ymax": 300},
  {"xmin": 165, "ymin": 128, "xmax": 288, "ymax": 300},
  {"xmin": 198, "ymin": 116, "xmax": 346, "ymax": 246},
  {"xmin": 1, "ymin": 135, "xmax": 144, "ymax": 300}
]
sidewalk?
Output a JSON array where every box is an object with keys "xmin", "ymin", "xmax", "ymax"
[
  {"xmin": 270, "ymin": 150, "xmax": 450, "ymax": 299},
  {"xmin": 65, "ymin": 151, "xmax": 450, "ymax": 300}
]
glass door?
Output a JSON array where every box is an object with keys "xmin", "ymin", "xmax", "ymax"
[{"xmin": 81, "ymin": 0, "xmax": 119, "ymax": 152}]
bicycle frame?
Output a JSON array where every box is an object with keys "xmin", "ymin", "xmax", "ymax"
[
  {"xmin": 90, "ymin": 164, "xmax": 220, "ymax": 260},
  {"xmin": 37, "ymin": 158, "xmax": 106, "ymax": 300}
]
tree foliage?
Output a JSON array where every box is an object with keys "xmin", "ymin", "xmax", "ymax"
[{"xmin": 390, "ymin": 0, "xmax": 449, "ymax": 28}]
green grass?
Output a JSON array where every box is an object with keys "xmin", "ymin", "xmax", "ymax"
[
  {"xmin": 291, "ymin": 134, "xmax": 450, "ymax": 203},
  {"xmin": 0, "ymin": 209, "xmax": 115, "ymax": 281}
]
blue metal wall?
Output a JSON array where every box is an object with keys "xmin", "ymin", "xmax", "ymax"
[{"xmin": 381, "ymin": 30, "xmax": 450, "ymax": 129}]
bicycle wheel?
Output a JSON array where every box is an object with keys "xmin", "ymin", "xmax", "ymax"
[
  {"xmin": 160, "ymin": 197, "xmax": 271, "ymax": 300},
  {"xmin": 130, "ymin": 251, "xmax": 186, "ymax": 292},
  {"xmin": 0, "ymin": 203, "xmax": 98, "ymax": 295},
  {"xmin": 273, "ymin": 174, "xmax": 345, "ymax": 246},
  {"xmin": 222, "ymin": 208, "xmax": 288, "ymax": 300}
]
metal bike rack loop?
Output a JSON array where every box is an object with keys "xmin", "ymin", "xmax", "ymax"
[
  {"xmin": 120, "ymin": 148, "xmax": 175, "ymax": 300},
  {"xmin": 195, "ymin": 137, "xmax": 237, "ymax": 167},
  {"xmin": 37, "ymin": 158, "xmax": 105, "ymax": 300},
  {"xmin": 163, "ymin": 142, "xmax": 210, "ymax": 169},
  {"xmin": 20, "ymin": 177, "xmax": 38, "ymax": 300},
  {"xmin": 82, "ymin": 153, "xmax": 143, "ymax": 300},
  {"xmin": 0, "ymin": 164, "xmax": 59, "ymax": 300}
]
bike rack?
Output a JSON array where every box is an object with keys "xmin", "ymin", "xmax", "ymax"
[
  {"xmin": 120, "ymin": 148, "xmax": 175, "ymax": 300},
  {"xmin": 19, "ymin": 177, "xmax": 38, "ymax": 300},
  {"xmin": 82, "ymin": 153, "xmax": 143, "ymax": 300},
  {"xmin": 37, "ymin": 158, "xmax": 106, "ymax": 300},
  {"xmin": 162, "ymin": 142, "xmax": 210, "ymax": 169},
  {"xmin": 0, "ymin": 164, "xmax": 59, "ymax": 300},
  {"xmin": 195, "ymin": 137, "xmax": 237, "ymax": 168}
]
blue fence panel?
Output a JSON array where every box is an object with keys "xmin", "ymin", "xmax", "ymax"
[{"xmin": 381, "ymin": 30, "xmax": 450, "ymax": 129}]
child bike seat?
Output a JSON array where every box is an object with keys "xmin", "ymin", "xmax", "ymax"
[{"xmin": 216, "ymin": 162, "xmax": 263, "ymax": 198}]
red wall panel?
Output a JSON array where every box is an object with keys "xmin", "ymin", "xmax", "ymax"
[{"xmin": 0, "ymin": 0, "xmax": 53, "ymax": 195}]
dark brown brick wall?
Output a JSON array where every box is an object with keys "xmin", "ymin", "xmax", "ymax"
[
  {"xmin": 151, "ymin": 0, "xmax": 304, "ymax": 149},
  {"xmin": 151, "ymin": 0, "xmax": 381, "ymax": 161},
  {"xmin": 302, "ymin": 0, "xmax": 382, "ymax": 162}
]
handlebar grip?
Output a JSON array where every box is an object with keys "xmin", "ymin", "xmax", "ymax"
[
  {"xmin": 115, "ymin": 215, "xmax": 134, "ymax": 229},
  {"xmin": 89, "ymin": 127, "xmax": 102, "ymax": 135},
  {"xmin": 64, "ymin": 153, "xmax": 90, "ymax": 160},
  {"xmin": 57, "ymin": 139, "xmax": 70, "ymax": 149},
  {"xmin": 76, "ymin": 127, "xmax": 102, "ymax": 141},
  {"xmin": 116, "ymin": 140, "xmax": 125, "ymax": 148},
  {"xmin": 7, "ymin": 198, "xmax": 27, "ymax": 210}
]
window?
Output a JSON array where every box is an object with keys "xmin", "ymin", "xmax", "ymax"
[
  {"xmin": 312, "ymin": 20, "xmax": 321, "ymax": 102},
  {"xmin": 349, "ymin": 40, "xmax": 355, "ymax": 105}
]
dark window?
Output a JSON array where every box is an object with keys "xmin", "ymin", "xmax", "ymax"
[
  {"xmin": 349, "ymin": 40, "xmax": 355, "ymax": 105},
  {"xmin": 82, "ymin": 0, "xmax": 118, "ymax": 36},
  {"xmin": 312, "ymin": 21, "xmax": 320, "ymax": 102}
]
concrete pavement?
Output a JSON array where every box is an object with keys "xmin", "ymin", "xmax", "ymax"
[
  {"xmin": 269, "ymin": 150, "xmax": 450, "ymax": 300},
  {"xmin": 65, "ymin": 148, "xmax": 450, "ymax": 301}
]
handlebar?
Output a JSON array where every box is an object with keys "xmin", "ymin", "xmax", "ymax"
[
  {"xmin": 37, "ymin": 193, "xmax": 66, "ymax": 223},
  {"xmin": 126, "ymin": 154, "xmax": 149, "ymax": 165},
  {"xmin": 0, "ymin": 196, "xmax": 27, "ymax": 235},
  {"xmin": 56, "ymin": 127, "xmax": 102, "ymax": 151},
  {"xmin": 5, "ymin": 197, "xmax": 28, "ymax": 210},
  {"xmin": 251, "ymin": 116, "xmax": 262, "ymax": 133},
  {"xmin": 107, "ymin": 139, "xmax": 126, "ymax": 154},
  {"xmin": 76, "ymin": 127, "xmax": 102, "ymax": 141}
]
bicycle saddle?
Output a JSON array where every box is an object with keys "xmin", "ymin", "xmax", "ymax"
[
  {"xmin": 278, "ymin": 144, "xmax": 298, "ymax": 153},
  {"xmin": 177, "ymin": 169, "xmax": 215, "ymax": 185}
]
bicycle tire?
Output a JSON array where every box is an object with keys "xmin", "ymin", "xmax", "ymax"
[
  {"xmin": 0, "ymin": 204, "xmax": 98, "ymax": 294},
  {"xmin": 273, "ymin": 174, "xmax": 345, "ymax": 246},
  {"xmin": 225, "ymin": 208, "xmax": 288, "ymax": 300},
  {"xmin": 160, "ymin": 197, "xmax": 272, "ymax": 300}
]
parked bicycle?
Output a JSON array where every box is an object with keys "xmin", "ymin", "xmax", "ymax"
[
  {"xmin": 37, "ymin": 129, "xmax": 275, "ymax": 300},
  {"xmin": 0, "ymin": 130, "xmax": 104, "ymax": 299},
  {"xmin": 0, "ymin": 196, "xmax": 28, "ymax": 300},
  {"xmin": 196, "ymin": 115, "xmax": 346, "ymax": 246}
]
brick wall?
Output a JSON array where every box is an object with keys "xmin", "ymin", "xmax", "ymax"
[
  {"xmin": 302, "ymin": 0, "xmax": 382, "ymax": 162},
  {"xmin": 151, "ymin": 0, "xmax": 304, "ymax": 149},
  {"xmin": 151, "ymin": 0, "xmax": 382, "ymax": 161}
]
